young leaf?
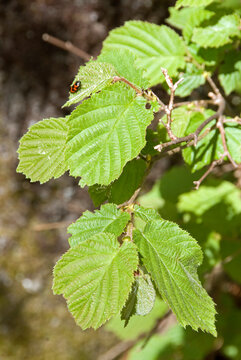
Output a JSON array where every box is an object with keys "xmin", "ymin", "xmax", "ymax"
[
  {"xmin": 64, "ymin": 61, "xmax": 117, "ymax": 107},
  {"xmin": 174, "ymin": 69, "xmax": 205, "ymax": 97},
  {"xmin": 121, "ymin": 273, "xmax": 156, "ymax": 326},
  {"xmin": 68, "ymin": 203, "xmax": 130, "ymax": 247},
  {"xmin": 134, "ymin": 219, "xmax": 217, "ymax": 335},
  {"xmin": 219, "ymin": 51, "xmax": 241, "ymax": 95},
  {"xmin": 102, "ymin": 21, "xmax": 186, "ymax": 86},
  {"xmin": 134, "ymin": 205, "xmax": 161, "ymax": 224},
  {"xmin": 17, "ymin": 117, "xmax": 68, "ymax": 183},
  {"xmin": 98, "ymin": 48, "xmax": 149, "ymax": 89},
  {"xmin": 175, "ymin": 0, "xmax": 215, "ymax": 9},
  {"xmin": 66, "ymin": 82, "xmax": 153, "ymax": 186},
  {"xmin": 192, "ymin": 14, "xmax": 240, "ymax": 48},
  {"xmin": 53, "ymin": 233, "xmax": 139, "ymax": 330}
]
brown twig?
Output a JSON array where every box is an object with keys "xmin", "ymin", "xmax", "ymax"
[
  {"xmin": 173, "ymin": 99, "xmax": 214, "ymax": 109},
  {"xmin": 217, "ymin": 116, "xmax": 238, "ymax": 168},
  {"xmin": 32, "ymin": 220, "xmax": 72, "ymax": 231},
  {"xmin": 42, "ymin": 33, "xmax": 92, "ymax": 61},
  {"xmin": 97, "ymin": 311, "xmax": 175, "ymax": 360},
  {"xmin": 160, "ymin": 68, "xmax": 184, "ymax": 141},
  {"xmin": 154, "ymin": 103, "xmax": 223, "ymax": 152},
  {"xmin": 112, "ymin": 76, "xmax": 143, "ymax": 95},
  {"xmin": 193, "ymin": 156, "xmax": 226, "ymax": 190}
]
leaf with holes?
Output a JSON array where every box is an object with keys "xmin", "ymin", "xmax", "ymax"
[
  {"xmin": 64, "ymin": 61, "xmax": 117, "ymax": 107},
  {"xmin": 66, "ymin": 82, "xmax": 153, "ymax": 186},
  {"xmin": 102, "ymin": 21, "xmax": 186, "ymax": 86},
  {"xmin": 68, "ymin": 203, "xmax": 130, "ymax": 247},
  {"xmin": 134, "ymin": 219, "xmax": 217, "ymax": 335},
  {"xmin": 53, "ymin": 233, "xmax": 139, "ymax": 330},
  {"xmin": 17, "ymin": 117, "xmax": 68, "ymax": 183}
]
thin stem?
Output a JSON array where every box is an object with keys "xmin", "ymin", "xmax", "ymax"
[
  {"xmin": 112, "ymin": 76, "xmax": 143, "ymax": 95},
  {"xmin": 173, "ymin": 99, "xmax": 214, "ymax": 109},
  {"xmin": 42, "ymin": 33, "xmax": 92, "ymax": 61},
  {"xmin": 160, "ymin": 68, "xmax": 184, "ymax": 141},
  {"xmin": 217, "ymin": 116, "xmax": 238, "ymax": 168}
]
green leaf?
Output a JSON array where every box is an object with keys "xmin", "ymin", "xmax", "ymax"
[
  {"xmin": 121, "ymin": 273, "xmax": 156, "ymax": 326},
  {"xmin": 134, "ymin": 205, "xmax": 161, "ymax": 223},
  {"xmin": 167, "ymin": 7, "xmax": 215, "ymax": 42},
  {"xmin": 53, "ymin": 233, "xmax": 139, "ymax": 330},
  {"xmin": 192, "ymin": 14, "xmax": 240, "ymax": 48},
  {"xmin": 225, "ymin": 124, "xmax": 241, "ymax": 164},
  {"xmin": 68, "ymin": 204, "xmax": 130, "ymax": 247},
  {"xmin": 175, "ymin": 70, "xmax": 205, "ymax": 97},
  {"xmin": 98, "ymin": 48, "xmax": 149, "ymax": 89},
  {"xmin": 178, "ymin": 180, "xmax": 241, "ymax": 217},
  {"xmin": 183, "ymin": 9, "xmax": 215, "ymax": 42},
  {"xmin": 102, "ymin": 21, "xmax": 186, "ymax": 86},
  {"xmin": 109, "ymin": 159, "xmax": 147, "ymax": 205},
  {"xmin": 160, "ymin": 107, "xmax": 206, "ymax": 139},
  {"xmin": 66, "ymin": 82, "xmax": 153, "ymax": 186},
  {"xmin": 64, "ymin": 61, "xmax": 117, "ymax": 107},
  {"xmin": 17, "ymin": 117, "xmax": 68, "ymax": 183},
  {"xmin": 88, "ymin": 159, "xmax": 147, "ymax": 206},
  {"xmin": 134, "ymin": 219, "xmax": 217, "ymax": 335},
  {"xmin": 219, "ymin": 51, "xmax": 241, "ymax": 95},
  {"xmin": 187, "ymin": 43, "xmax": 222, "ymax": 67},
  {"xmin": 175, "ymin": 0, "xmax": 215, "ymax": 8},
  {"xmin": 183, "ymin": 120, "xmax": 241, "ymax": 172},
  {"xmin": 88, "ymin": 184, "xmax": 110, "ymax": 207}
]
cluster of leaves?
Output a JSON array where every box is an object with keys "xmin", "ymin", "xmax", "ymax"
[{"xmin": 16, "ymin": 0, "xmax": 241, "ymax": 340}]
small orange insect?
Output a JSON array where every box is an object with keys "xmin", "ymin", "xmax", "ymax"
[{"xmin": 70, "ymin": 81, "xmax": 81, "ymax": 94}]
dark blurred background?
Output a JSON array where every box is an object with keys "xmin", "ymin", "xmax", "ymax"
[{"xmin": 0, "ymin": 1, "xmax": 175, "ymax": 359}]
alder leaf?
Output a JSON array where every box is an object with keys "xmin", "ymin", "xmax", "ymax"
[
  {"xmin": 68, "ymin": 203, "xmax": 130, "ymax": 247},
  {"xmin": 98, "ymin": 48, "xmax": 149, "ymax": 89},
  {"xmin": 167, "ymin": 7, "xmax": 215, "ymax": 42},
  {"xmin": 183, "ymin": 120, "xmax": 241, "ymax": 172},
  {"xmin": 66, "ymin": 82, "xmax": 153, "ymax": 186},
  {"xmin": 17, "ymin": 117, "xmax": 68, "ymax": 183},
  {"xmin": 174, "ymin": 65, "xmax": 205, "ymax": 97},
  {"xmin": 134, "ymin": 219, "xmax": 217, "ymax": 335},
  {"xmin": 192, "ymin": 14, "xmax": 240, "ymax": 48},
  {"xmin": 121, "ymin": 273, "xmax": 156, "ymax": 326},
  {"xmin": 134, "ymin": 205, "xmax": 161, "ymax": 223},
  {"xmin": 109, "ymin": 159, "xmax": 147, "ymax": 204},
  {"xmin": 102, "ymin": 21, "xmax": 186, "ymax": 86},
  {"xmin": 53, "ymin": 233, "xmax": 139, "ymax": 330},
  {"xmin": 175, "ymin": 0, "xmax": 215, "ymax": 9},
  {"xmin": 64, "ymin": 61, "xmax": 117, "ymax": 107},
  {"xmin": 219, "ymin": 51, "xmax": 241, "ymax": 95}
]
